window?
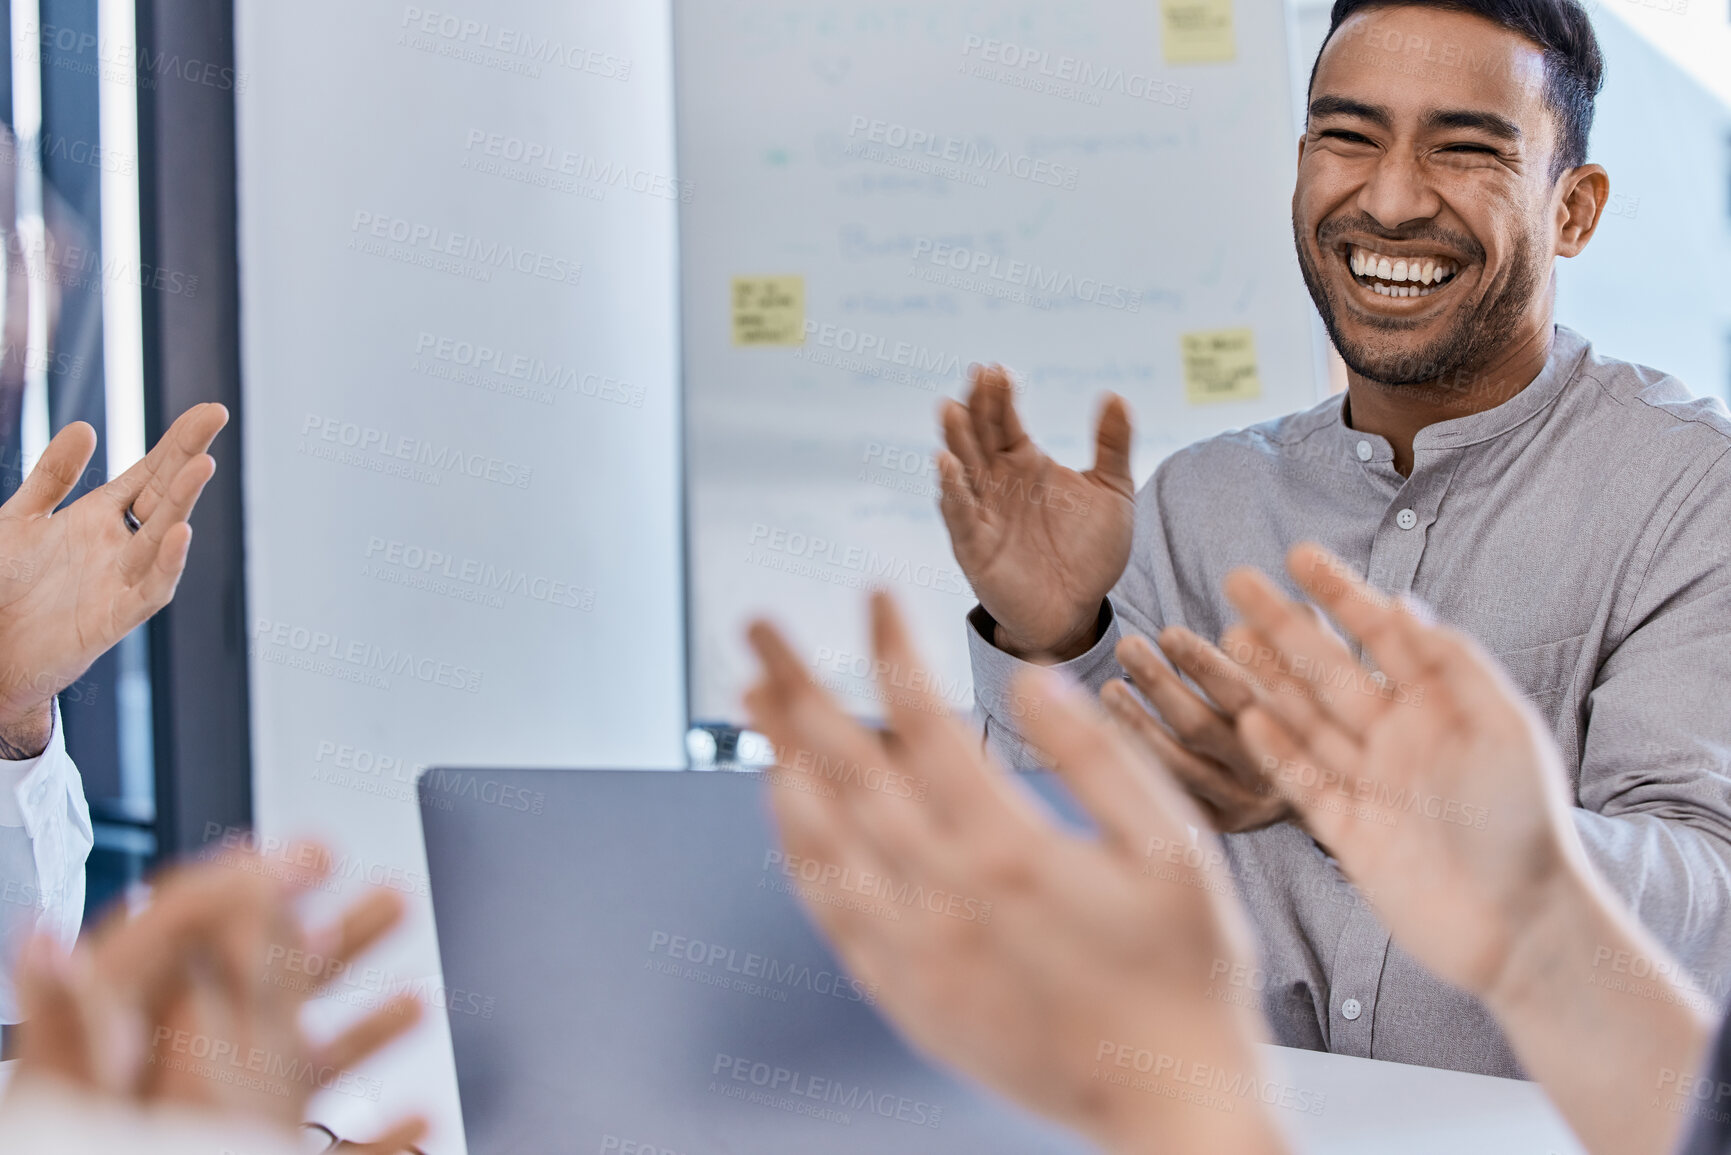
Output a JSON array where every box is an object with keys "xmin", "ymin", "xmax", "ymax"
[{"xmin": 3, "ymin": 0, "xmax": 155, "ymax": 920}]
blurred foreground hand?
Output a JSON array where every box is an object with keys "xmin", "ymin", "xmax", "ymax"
[
  {"xmin": 744, "ymin": 590, "xmax": 1288, "ymax": 1155},
  {"xmin": 3, "ymin": 844, "xmax": 427, "ymax": 1154},
  {"xmin": 1221, "ymin": 544, "xmax": 1714, "ymax": 1155}
]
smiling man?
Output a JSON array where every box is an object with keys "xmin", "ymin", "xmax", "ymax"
[{"xmin": 940, "ymin": 0, "xmax": 1731, "ymax": 1077}]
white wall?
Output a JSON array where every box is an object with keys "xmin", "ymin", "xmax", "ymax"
[
  {"xmin": 235, "ymin": 3, "xmax": 685, "ymax": 1148},
  {"xmin": 1552, "ymin": 9, "xmax": 1731, "ymax": 398}
]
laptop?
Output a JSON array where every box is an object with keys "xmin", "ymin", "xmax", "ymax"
[{"xmin": 419, "ymin": 767, "xmax": 1093, "ymax": 1154}]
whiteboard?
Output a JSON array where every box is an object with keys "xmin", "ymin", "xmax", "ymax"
[{"xmin": 678, "ymin": 0, "xmax": 1325, "ymax": 725}]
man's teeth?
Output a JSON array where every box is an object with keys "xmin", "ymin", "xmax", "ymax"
[{"xmin": 1348, "ymin": 247, "xmax": 1459, "ymax": 298}]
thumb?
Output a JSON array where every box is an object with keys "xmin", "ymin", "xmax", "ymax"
[{"xmin": 1089, "ymin": 394, "xmax": 1133, "ymax": 495}]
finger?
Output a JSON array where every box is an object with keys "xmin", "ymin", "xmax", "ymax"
[
  {"xmin": 1370, "ymin": 605, "xmax": 1523, "ymax": 730},
  {"xmin": 970, "ymin": 364, "xmax": 1026, "ymax": 457},
  {"xmin": 935, "ymin": 451, "xmax": 989, "ymax": 559},
  {"xmin": 871, "ymin": 589, "xmax": 955, "ymax": 740},
  {"xmin": 868, "ymin": 590, "xmax": 1043, "ymax": 838},
  {"xmin": 114, "ymin": 522, "xmax": 194, "ymax": 630},
  {"xmin": 1282, "ymin": 544, "xmax": 1428, "ymax": 688},
  {"xmin": 1015, "ymin": 666, "xmax": 1200, "ymax": 853},
  {"xmin": 939, "ymin": 399, "xmax": 988, "ymax": 489},
  {"xmin": 1159, "ymin": 626, "xmax": 1258, "ymax": 717},
  {"xmin": 747, "ymin": 606, "xmax": 1034, "ymax": 910},
  {"xmin": 744, "ymin": 618, "xmax": 821, "ymax": 712},
  {"xmin": 966, "ymin": 364, "xmax": 1002, "ymax": 458},
  {"xmin": 89, "ymin": 863, "xmax": 268, "ymax": 995},
  {"xmin": 1219, "ymin": 623, "xmax": 1371, "ymax": 779},
  {"xmin": 988, "ymin": 366, "xmax": 1030, "ymax": 450},
  {"xmin": 757, "ymin": 696, "xmax": 925, "ymax": 1014},
  {"xmin": 1086, "ymin": 393, "xmax": 1133, "ymax": 496},
  {"xmin": 314, "ymin": 994, "xmax": 423, "ymax": 1073},
  {"xmin": 335, "ymin": 1116, "xmax": 430, "ymax": 1154},
  {"xmin": 1222, "ymin": 566, "xmax": 1389, "ymax": 737},
  {"xmin": 763, "ymin": 741, "xmax": 899, "ymax": 947},
  {"xmin": 1116, "ymin": 635, "xmax": 1243, "ymax": 768},
  {"xmin": 76, "ymin": 860, "xmax": 289, "ymax": 1092},
  {"xmin": 744, "ymin": 619, "xmax": 905, "ymax": 815},
  {"xmin": 301, "ymin": 890, "xmax": 407, "ymax": 995},
  {"xmin": 9, "ymin": 421, "xmax": 96, "ymax": 517},
  {"xmin": 1236, "ymin": 706, "xmax": 1357, "ymax": 850},
  {"xmin": 109, "ymin": 402, "xmax": 228, "ymax": 520},
  {"xmin": 1101, "ymin": 680, "xmax": 1266, "ymax": 820},
  {"xmin": 89, "ymin": 845, "xmax": 330, "ymax": 997},
  {"xmin": 184, "ymin": 843, "xmax": 334, "ymax": 1019},
  {"xmin": 1214, "ymin": 622, "xmax": 1336, "ymax": 736},
  {"xmin": 118, "ymin": 453, "xmax": 214, "ymax": 587},
  {"xmin": 746, "ymin": 612, "xmax": 986, "ymax": 865}
]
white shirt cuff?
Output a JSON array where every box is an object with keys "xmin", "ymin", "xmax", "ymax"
[{"xmin": 0, "ymin": 703, "xmax": 66, "ymax": 831}]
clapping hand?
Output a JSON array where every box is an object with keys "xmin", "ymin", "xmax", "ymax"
[{"xmin": 0, "ymin": 404, "xmax": 227, "ymax": 756}]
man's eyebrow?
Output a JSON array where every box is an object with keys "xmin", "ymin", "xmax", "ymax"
[
  {"xmin": 1423, "ymin": 108, "xmax": 1522, "ymax": 142},
  {"xmin": 1307, "ymin": 95, "xmax": 1391, "ymax": 128}
]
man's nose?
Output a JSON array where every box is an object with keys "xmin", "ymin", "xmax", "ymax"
[{"xmin": 1357, "ymin": 149, "xmax": 1443, "ymax": 232}]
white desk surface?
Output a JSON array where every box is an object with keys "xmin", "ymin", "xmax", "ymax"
[
  {"xmin": 1265, "ymin": 1044, "xmax": 1586, "ymax": 1155},
  {"xmin": 310, "ymin": 1035, "xmax": 1590, "ymax": 1155},
  {"xmin": 0, "ymin": 1045, "xmax": 1588, "ymax": 1154}
]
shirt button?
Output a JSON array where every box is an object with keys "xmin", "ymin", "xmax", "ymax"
[
  {"xmin": 1355, "ymin": 439, "xmax": 1373, "ymax": 461},
  {"xmin": 1341, "ymin": 997, "xmax": 1363, "ymax": 1021},
  {"xmin": 1395, "ymin": 508, "xmax": 1418, "ymax": 530}
]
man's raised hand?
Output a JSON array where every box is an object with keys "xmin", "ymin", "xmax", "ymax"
[
  {"xmin": 937, "ymin": 365, "xmax": 1134, "ymax": 662},
  {"xmin": 0, "ymin": 403, "xmax": 227, "ymax": 756}
]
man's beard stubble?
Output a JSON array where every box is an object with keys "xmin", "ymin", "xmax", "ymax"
[{"xmin": 1293, "ymin": 213, "xmax": 1541, "ymax": 389}]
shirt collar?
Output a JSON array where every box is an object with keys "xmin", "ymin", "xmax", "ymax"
[
  {"xmin": 1409, "ymin": 325, "xmax": 1590, "ymax": 450},
  {"xmin": 1323, "ymin": 325, "xmax": 1591, "ymax": 457}
]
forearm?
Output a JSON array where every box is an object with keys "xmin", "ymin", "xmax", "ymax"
[{"xmin": 1486, "ymin": 862, "xmax": 1714, "ymax": 1155}]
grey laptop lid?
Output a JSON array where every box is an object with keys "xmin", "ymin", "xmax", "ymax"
[{"xmin": 419, "ymin": 767, "xmax": 1092, "ymax": 1154}]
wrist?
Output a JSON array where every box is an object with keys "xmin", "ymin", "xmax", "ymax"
[
  {"xmin": 996, "ymin": 602, "xmax": 1107, "ymax": 665},
  {"xmin": 1479, "ymin": 855, "xmax": 1604, "ymax": 1023},
  {"xmin": 0, "ymin": 700, "xmax": 52, "ymax": 760}
]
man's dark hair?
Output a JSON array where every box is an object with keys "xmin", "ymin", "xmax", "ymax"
[{"xmin": 1310, "ymin": 0, "xmax": 1605, "ymax": 179}]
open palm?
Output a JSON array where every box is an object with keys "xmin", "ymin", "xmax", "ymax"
[
  {"xmin": 744, "ymin": 592, "xmax": 1278, "ymax": 1153},
  {"xmin": 1222, "ymin": 545, "xmax": 1581, "ymax": 998},
  {"xmin": 0, "ymin": 404, "xmax": 226, "ymax": 751},
  {"xmin": 938, "ymin": 365, "xmax": 1136, "ymax": 659}
]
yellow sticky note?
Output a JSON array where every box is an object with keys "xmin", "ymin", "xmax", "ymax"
[
  {"xmin": 1181, "ymin": 328, "xmax": 1260, "ymax": 404},
  {"xmin": 1161, "ymin": 0, "xmax": 1235, "ymax": 64},
  {"xmin": 731, "ymin": 275, "xmax": 805, "ymax": 347}
]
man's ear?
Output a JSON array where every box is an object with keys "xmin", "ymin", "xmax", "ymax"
[{"xmin": 1555, "ymin": 164, "xmax": 1609, "ymax": 259}]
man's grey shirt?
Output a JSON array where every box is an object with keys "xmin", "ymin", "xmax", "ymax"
[{"xmin": 969, "ymin": 326, "xmax": 1731, "ymax": 1078}]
